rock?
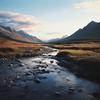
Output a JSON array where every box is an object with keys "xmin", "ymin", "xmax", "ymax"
[
  {"xmin": 66, "ymin": 78, "xmax": 70, "ymax": 81},
  {"xmin": 55, "ymin": 92, "xmax": 61, "ymax": 97},
  {"xmin": 10, "ymin": 80, "xmax": 16, "ymax": 86},
  {"xmin": 41, "ymin": 69, "xmax": 50, "ymax": 73},
  {"xmin": 16, "ymin": 75, "xmax": 20, "ymax": 79},
  {"xmin": 39, "ymin": 61, "xmax": 42, "ymax": 64},
  {"xmin": 10, "ymin": 64, "xmax": 14, "ymax": 67},
  {"xmin": 17, "ymin": 59, "xmax": 21, "ymax": 63},
  {"xmin": 50, "ymin": 61, "xmax": 54, "ymax": 64},
  {"xmin": 38, "ymin": 76, "xmax": 47, "ymax": 79},
  {"xmin": 34, "ymin": 77, "xmax": 41, "ymax": 83},
  {"xmin": 68, "ymin": 87, "xmax": 75, "ymax": 94},
  {"xmin": 25, "ymin": 72, "xmax": 31, "ymax": 75},
  {"xmin": 19, "ymin": 63, "xmax": 24, "ymax": 67}
]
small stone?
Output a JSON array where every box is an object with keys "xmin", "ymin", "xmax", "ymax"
[
  {"xmin": 25, "ymin": 72, "xmax": 31, "ymax": 75},
  {"xmin": 19, "ymin": 63, "xmax": 24, "ymax": 67},
  {"xmin": 39, "ymin": 61, "xmax": 42, "ymax": 64},
  {"xmin": 16, "ymin": 75, "xmax": 20, "ymax": 79},
  {"xmin": 66, "ymin": 78, "xmax": 70, "ymax": 81},
  {"xmin": 34, "ymin": 77, "xmax": 41, "ymax": 83},
  {"xmin": 55, "ymin": 92, "xmax": 61, "ymax": 97},
  {"xmin": 50, "ymin": 61, "xmax": 54, "ymax": 64},
  {"xmin": 68, "ymin": 87, "xmax": 75, "ymax": 94},
  {"xmin": 42, "ymin": 69, "xmax": 50, "ymax": 73}
]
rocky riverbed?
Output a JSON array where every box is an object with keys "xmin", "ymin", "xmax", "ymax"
[{"xmin": 0, "ymin": 49, "xmax": 100, "ymax": 100}]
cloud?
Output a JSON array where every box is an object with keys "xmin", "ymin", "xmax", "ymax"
[
  {"xmin": 0, "ymin": 11, "xmax": 41, "ymax": 31},
  {"xmin": 74, "ymin": 0, "xmax": 100, "ymax": 12}
]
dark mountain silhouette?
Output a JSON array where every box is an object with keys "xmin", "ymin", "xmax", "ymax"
[
  {"xmin": 49, "ymin": 21, "xmax": 100, "ymax": 43},
  {"xmin": 0, "ymin": 25, "xmax": 42, "ymax": 43}
]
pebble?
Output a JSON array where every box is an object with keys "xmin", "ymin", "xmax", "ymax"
[
  {"xmin": 16, "ymin": 75, "xmax": 21, "ymax": 79},
  {"xmin": 55, "ymin": 92, "xmax": 61, "ymax": 97},
  {"xmin": 19, "ymin": 63, "xmax": 24, "ymax": 67},
  {"xmin": 34, "ymin": 78, "xmax": 41, "ymax": 83},
  {"xmin": 50, "ymin": 61, "xmax": 54, "ymax": 64},
  {"xmin": 25, "ymin": 72, "xmax": 31, "ymax": 75},
  {"xmin": 68, "ymin": 87, "xmax": 75, "ymax": 94}
]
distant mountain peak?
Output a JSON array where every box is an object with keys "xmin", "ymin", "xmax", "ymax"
[
  {"xmin": 0, "ymin": 25, "xmax": 43, "ymax": 43},
  {"xmin": 49, "ymin": 21, "xmax": 100, "ymax": 43},
  {"xmin": 87, "ymin": 21, "xmax": 98, "ymax": 26}
]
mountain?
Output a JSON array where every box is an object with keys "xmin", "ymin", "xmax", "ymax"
[
  {"xmin": 16, "ymin": 30, "xmax": 42, "ymax": 43},
  {"xmin": 0, "ymin": 25, "xmax": 42, "ymax": 43},
  {"xmin": 49, "ymin": 21, "xmax": 100, "ymax": 43},
  {"xmin": 47, "ymin": 38, "xmax": 60, "ymax": 43}
]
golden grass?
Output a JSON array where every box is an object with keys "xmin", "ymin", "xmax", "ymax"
[
  {"xmin": 0, "ymin": 39, "xmax": 44, "ymax": 58},
  {"xmin": 56, "ymin": 42, "xmax": 100, "ymax": 61},
  {"xmin": 52, "ymin": 42, "xmax": 100, "ymax": 50}
]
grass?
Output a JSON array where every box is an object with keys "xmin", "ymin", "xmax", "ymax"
[
  {"xmin": 0, "ymin": 39, "xmax": 44, "ymax": 59},
  {"xmin": 51, "ymin": 42, "xmax": 100, "ymax": 52},
  {"xmin": 58, "ymin": 49, "xmax": 100, "ymax": 60},
  {"xmin": 53, "ymin": 42, "xmax": 100, "ymax": 60},
  {"xmin": 55, "ymin": 42, "xmax": 100, "ymax": 82}
]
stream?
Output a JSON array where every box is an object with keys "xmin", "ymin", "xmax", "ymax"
[{"xmin": 0, "ymin": 48, "xmax": 100, "ymax": 100}]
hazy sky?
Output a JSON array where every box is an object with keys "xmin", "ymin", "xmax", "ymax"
[{"xmin": 0, "ymin": 0, "xmax": 100, "ymax": 40}]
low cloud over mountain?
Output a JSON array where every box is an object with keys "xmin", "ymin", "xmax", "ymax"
[{"xmin": 0, "ymin": 11, "xmax": 41, "ymax": 32}]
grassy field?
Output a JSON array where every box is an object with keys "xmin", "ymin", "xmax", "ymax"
[
  {"xmin": 0, "ymin": 39, "xmax": 44, "ymax": 58},
  {"xmin": 51, "ymin": 42, "xmax": 100, "ymax": 51},
  {"xmin": 55, "ymin": 42, "xmax": 100, "ymax": 82}
]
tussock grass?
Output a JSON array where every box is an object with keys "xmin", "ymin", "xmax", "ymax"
[{"xmin": 0, "ymin": 39, "xmax": 44, "ymax": 59}]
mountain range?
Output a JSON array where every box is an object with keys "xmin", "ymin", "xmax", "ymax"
[
  {"xmin": 49, "ymin": 21, "xmax": 100, "ymax": 43},
  {"xmin": 0, "ymin": 25, "xmax": 42, "ymax": 43}
]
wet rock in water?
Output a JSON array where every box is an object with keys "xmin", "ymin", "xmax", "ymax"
[
  {"xmin": 39, "ymin": 61, "xmax": 42, "ymax": 64},
  {"xmin": 17, "ymin": 59, "xmax": 21, "ymax": 63},
  {"xmin": 32, "ymin": 72, "xmax": 36, "ymax": 76},
  {"xmin": 50, "ymin": 61, "xmax": 54, "ymax": 64},
  {"xmin": 55, "ymin": 92, "xmax": 61, "ymax": 97},
  {"xmin": 38, "ymin": 67, "xmax": 42, "ymax": 71},
  {"xmin": 41, "ymin": 69, "xmax": 50, "ymax": 73},
  {"xmin": 68, "ymin": 87, "xmax": 75, "ymax": 94},
  {"xmin": 16, "ymin": 75, "xmax": 21, "ymax": 80},
  {"xmin": 34, "ymin": 77, "xmax": 41, "ymax": 83},
  {"xmin": 66, "ymin": 78, "xmax": 70, "ymax": 82},
  {"xmin": 10, "ymin": 80, "xmax": 16, "ymax": 86},
  {"xmin": 46, "ymin": 64, "xmax": 48, "ymax": 66},
  {"xmin": 19, "ymin": 63, "xmax": 24, "ymax": 67},
  {"xmin": 8, "ymin": 63, "xmax": 14, "ymax": 67},
  {"xmin": 38, "ymin": 76, "xmax": 47, "ymax": 79},
  {"xmin": 25, "ymin": 72, "xmax": 31, "ymax": 76}
]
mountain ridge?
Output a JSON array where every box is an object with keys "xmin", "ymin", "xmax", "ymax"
[
  {"xmin": 49, "ymin": 21, "xmax": 100, "ymax": 43},
  {"xmin": 0, "ymin": 25, "xmax": 42, "ymax": 43}
]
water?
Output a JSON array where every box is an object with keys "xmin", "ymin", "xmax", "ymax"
[{"xmin": 0, "ymin": 49, "xmax": 100, "ymax": 100}]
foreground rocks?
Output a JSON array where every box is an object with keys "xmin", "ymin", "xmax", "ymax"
[{"xmin": 0, "ymin": 49, "xmax": 100, "ymax": 100}]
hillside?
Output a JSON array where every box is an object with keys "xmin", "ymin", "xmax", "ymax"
[
  {"xmin": 49, "ymin": 21, "xmax": 100, "ymax": 43},
  {"xmin": 0, "ymin": 25, "xmax": 42, "ymax": 43}
]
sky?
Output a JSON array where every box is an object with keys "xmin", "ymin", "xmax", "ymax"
[{"xmin": 0, "ymin": 0, "xmax": 100, "ymax": 40}]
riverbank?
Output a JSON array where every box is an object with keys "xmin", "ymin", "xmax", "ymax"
[
  {"xmin": 55, "ymin": 42, "xmax": 100, "ymax": 83},
  {"xmin": 0, "ymin": 49, "xmax": 100, "ymax": 100},
  {"xmin": 0, "ymin": 40, "xmax": 55, "ymax": 59}
]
